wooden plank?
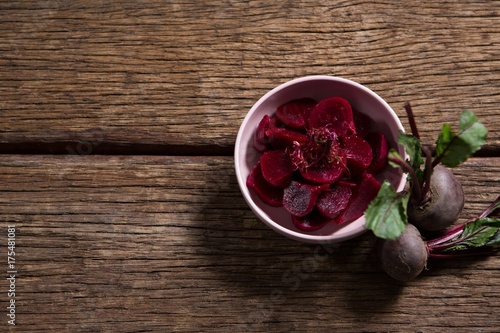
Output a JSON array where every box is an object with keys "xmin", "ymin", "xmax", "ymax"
[
  {"xmin": 0, "ymin": 155, "xmax": 498, "ymax": 332},
  {"xmin": 1, "ymin": 1, "xmax": 499, "ymax": 153}
]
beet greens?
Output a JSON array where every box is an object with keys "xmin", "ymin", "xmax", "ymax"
[{"xmin": 426, "ymin": 196, "xmax": 500, "ymax": 258}]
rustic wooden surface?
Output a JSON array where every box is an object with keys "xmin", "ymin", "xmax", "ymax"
[
  {"xmin": 0, "ymin": 0, "xmax": 499, "ymax": 332},
  {"xmin": 0, "ymin": 156, "xmax": 499, "ymax": 332}
]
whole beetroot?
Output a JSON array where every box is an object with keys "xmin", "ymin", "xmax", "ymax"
[
  {"xmin": 377, "ymin": 224, "xmax": 428, "ymax": 281},
  {"xmin": 408, "ymin": 165, "xmax": 464, "ymax": 232}
]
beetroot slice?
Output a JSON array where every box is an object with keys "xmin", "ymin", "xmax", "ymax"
[
  {"xmin": 254, "ymin": 115, "xmax": 277, "ymax": 152},
  {"xmin": 308, "ymin": 97, "xmax": 356, "ymax": 135},
  {"xmin": 260, "ymin": 149, "xmax": 295, "ymax": 188},
  {"xmin": 283, "ymin": 181, "xmax": 328, "ymax": 217},
  {"xmin": 353, "ymin": 109, "xmax": 372, "ymax": 138},
  {"xmin": 300, "ymin": 152, "xmax": 347, "ymax": 184},
  {"xmin": 275, "ymin": 98, "xmax": 317, "ymax": 131},
  {"xmin": 365, "ymin": 131, "xmax": 389, "ymax": 175},
  {"xmin": 316, "ymin": 184, "xmax": 352, "ymax": 219},
  {"xmin": 341, "ymin": 135, "xmax": 373, "ymax": 176},
  {"xmin": 337, "ymin": 178, "xmax": 357, "ymax": 188},
  {"xmin": 292, "ymin": 209, "xmax": 331, "ymax": 232},
  {"xmin": 246, "ymin": 162, "xmax": 284, "ymax": 207},
  {"xmin": 265, "ymin": 127, "xmax": 307, "ymax": 150},
  {"xmin": 334, "ymin": 172, "xmax": 381, "ymax": 225}
]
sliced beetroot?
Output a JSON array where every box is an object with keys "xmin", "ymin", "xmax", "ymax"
[
  {"xmin": 265, "ymin": 127, "xmax": 307, "ymax": 150},
  {"xmin": 337, "ymin": 178, "xmax": 358, "ymax": 189},
  {"xmin": 260, "ymin": 149, "xmax": 295, "ymax": 188},
  {"xmin": 334, "ymin": 172, "xmax": 381, "ymax": 225},
  {"xmin": 365, "ymin": 131, "xmax": 389, "ymax": 175},
  {"xmin": 341, "ymin": 135, "xmax": 373, "ymax": 176},
  {"xmin": 283, "ymin": 181, "xmax": 328, "ymax": 217},
  {"xmin": 300, "ymin": 152, "xmax": 347, "ymax": 184},
  {"xmin": 292, "ymin": 209, "xmax": 331, "ymax": 232},
  {"xmin": 275, "ymin": 98, "xmax": 317, "ymax": 131},
  {"xmin": 308, "ymin": 96, "xmax": 356, "ymax": 135},
  {"xmin": 247, "ymin": 95, "xmax": 386, "ymax": 233},
  {"xmin": 316, "ymin": 184, "xmax": 352, "ymax": 219},
  {"xmin": 353, "ymin": 109, "xmax": 372, "ymax": 138},
  {"xmin": 254, "ymin": 115, "xmax": 277, "ymax": 152},
  {"xmin": 246, "ymin": 162, "xmax": 284, "ymax": 207}
]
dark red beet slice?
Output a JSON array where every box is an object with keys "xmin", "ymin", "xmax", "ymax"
[
  {"xmin": 260, "ymin": 149, "xmax": 295, "ymax": 188},
  {"xmin": 334, "ymin": 172, "xmax": 381, "ymax": 224},
  {"xmin": 316, "ymin": 184, "xmax": 352, "ymax": 219},
  {"xmin": 246, "ymin": 162, "xmax": 284, "ymax": 207},
  {"xmin": 292, "ymin": 209, "xmax": 331, "ymax": 232},
  {"xmin": 254, "ymin": 115, "xmax": 277, "ymax": 152},
  {"xmin": 265, "ymin": 127, "xmax": 307, "ymax": 150},
  {"xmin": 283, "ymin": 181, "xmax": 328, "ymax": 217},
  {"xmin": 275, "ymin": 98, "xmax": 317, "ymax": 131},
  {"xmin": 337, "ymin": 178, "xmax": 357, "ymax": 188},
  {"xmin": 365, "ymin": 131, "xmax": 389, "ymax": 175},
  {"xmin": 341, "ymin": 135, "xmax": 373, "ymax": 176},
  {"xmin": 300, "ymin": 152, "xmax": 347, "ymax": 184},
  {"xmin": 308, "ymin": 96, "xmax": 356, "ymax": 135},
  {"xmin": 353, "ymin": 109, "xmax": 372, "ymax": 138}
]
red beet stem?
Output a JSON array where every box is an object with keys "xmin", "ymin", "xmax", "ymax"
[
  {"xmin": 426, "ymin": 224, "xmax": 465, "ymax": 248},
  {"xmin": 404, "ymin": 102, "xmax": 420, "ymax": 140},
  {"xmin": 477, "ymin": 195, "xmax": 500, "ymax": 219},
  {"xmin": 428, "ymin": 247, "xmax": 497, "ymax": 259},
  {"xmin": 388, "ymin": 155, "xmax": 423, "ymax": 203},
  {"xmin": 420, "ymin": 146, "xmax": 434, "ymax": 201}
]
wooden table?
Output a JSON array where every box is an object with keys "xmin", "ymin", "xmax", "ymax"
[{"xmin": 1, "ymin": 1, "xmax": 499, "ymax": 332}]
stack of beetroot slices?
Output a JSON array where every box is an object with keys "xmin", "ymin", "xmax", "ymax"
[{"xmin": 247, "ymin": 96, "xmax": 390, "ymax": 231}]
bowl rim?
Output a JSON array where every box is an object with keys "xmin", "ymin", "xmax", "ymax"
[{"xmin": 234, "ymin": 75, "xmax": 406, "ymax": 243}]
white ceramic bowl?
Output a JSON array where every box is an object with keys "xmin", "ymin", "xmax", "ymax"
[{"xmin": 235, "ymin": 76, "xmax": 406, "ymax": 243}]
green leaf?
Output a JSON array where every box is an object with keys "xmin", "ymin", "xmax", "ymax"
[
  {"xmin": 397, "ymin": 131, "xmax": 424, "ymax": 171},
  {"xmin": 435, "ymin": 110, "xmax": 487, "ymax": 167},
  {"xmin": 486, "ymin": 230, "xmax": 500, "ymax": 248},
  {"xmin": 446, "ymin": 218, "xmax": 500, "ymax": 251},
  {"xmin": 435, "ymin": 123, "xmax": 455, "ymax": 158},
  {"xmin": 387, "ymin": 149, "xmax": 404, "ymax": 169},
  {"xmin": 365, "ymin": 181, "xmax": 409, "ymax": 240}
]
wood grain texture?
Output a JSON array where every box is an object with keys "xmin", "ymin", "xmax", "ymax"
[
  {"xmin": 1, "ymin": 0, "xmax": 499, "ymax": 153},
  {"xmin": 1, "ymin": 1, "xmax": 499, "ymax": 332},
  {"xmin": 0, "ymin": 155, "xmax": 498, "ymax": 332}
]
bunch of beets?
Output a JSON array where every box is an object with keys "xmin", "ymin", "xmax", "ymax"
[
  {"xmin": 246, "ymin": 96, "xmax": 390, "ymax": 231},
  {"xmin": 365, "ymin": 103, "xmax": 497, "ymax": 282}
]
